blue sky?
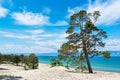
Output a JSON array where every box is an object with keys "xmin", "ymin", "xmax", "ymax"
[{"xmin": 0, "ymin": 0, "xmax": 120, "ymax": 54}]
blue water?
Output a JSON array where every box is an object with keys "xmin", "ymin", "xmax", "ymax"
[
  {"xmin": 37, "ymin": 56, "xmax": 120, "ymax": 73},
  {"xmin": 91, "ymin": 56, "xmax": 120, "ymax": 72}
]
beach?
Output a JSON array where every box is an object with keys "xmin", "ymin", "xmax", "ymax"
[{"xmin": 0, "ymin": 63, "xmax": 120, "ymax": 80}]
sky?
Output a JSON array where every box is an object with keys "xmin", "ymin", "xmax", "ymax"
[{"xmin": 0, "ymin": 0, "xmax": 120, "ymax": 55}]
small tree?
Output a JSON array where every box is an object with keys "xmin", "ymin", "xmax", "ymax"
[
  {"xmin": 0, "ymin": 53, "xmax": 2, "ymax": 64},
  {"xmin": 13, "ymin": 55, "xmax": 21, "ymax": 66},
  {"xmin": 49, "ymin": 57, "xmax": 63, "ymax": 67},
  {"xmin": 26, "ymin": 53, "xmax": 39, "ymax": 69},
  {"xmin": 71, "ymin": 53, "xmax": 87, "ymax": 72},
  {"xmin": 58, "ymin": 42, "xmax": 78, "ymax": 69},
  {"xmin": 19, "ymin": 54, "xmax": 25, "ymax": 66}
]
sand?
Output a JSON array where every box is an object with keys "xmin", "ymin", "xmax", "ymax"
[{"xmin": 0, "ymin": 63, "xmax": 120, "ymax": 80}]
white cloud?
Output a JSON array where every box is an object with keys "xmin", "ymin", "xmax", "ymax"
[
  {"xmin": 87, "ymin": 0, "xmax": 120, "ymax": 25},
  {"xmin": 66, "ymin": 7, "xmax": 82, "ymax": 18},
  {"xmin": 106, "ymin": 40, "xmax": 120, "ymax": 46},
  {"xmin": 26, "ymin": 29, "xmax": 44, "ymax": 35},
  {"xmin": 0, "ymin": 31, "xmax": 31, "ymax": 39},
  {"xmin": 42, "ymin": 7, "xmax": 51, "ymax": 14},
  {"xmin": 52, "ymin": 20, "xmax": 68, "ymax": 26},
  {"xmin": 0, "ymin": 30, "xmax": 43, "ymax": 41},
  {"xmin": 0, "ymin": 30, "xmax": 59, "ymax": 41},
  {"xmin": 0, "ymin": 43, "xmax": 56, "ymax": 53},
  {"xmin": 0, "ymin": 39, "xmax": 120, "ymax": 54},
  {"xmin": 34, "ymin": 33, "xmax": 68, "ymax": 49},
  {"xmin": 3, "ymin": 29, "xmax": 119, "ymax": 53},
  {"xmin": 0, "ymin": 6, "xmax": 9, "ymax": 18},
  {"xmin": 0, "ymin": 30, "xmax": 67, "ymax": 53},
  {"xmin": 12, "ymin": 11, "xmax": 50, "ymax": 26},
  {"xmin": 12, "ymin": 10, "xmax": 68, "ymax": 26},
  {"xmin": 2, "ymin": 30, "xmax": 120, "ymax": 51},
  {"xmin": 67, "ymin": 0, "xmax": 120, "ymax": 25},
  {"xmin": 104, "ymin": 40, "xmax": 120, "ymax": 51}
]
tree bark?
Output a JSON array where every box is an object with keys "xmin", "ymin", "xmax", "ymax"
[
  {"xmin": 82, "ymin": 33, "xmax": 93, "ymax": 73},
  {"xmin": 67, "ymin": 62, "xmax": 69, "ymax": 69},
  {"xmin": 84, "ymin": 53, "xmax": 93, "ymax": 73}
]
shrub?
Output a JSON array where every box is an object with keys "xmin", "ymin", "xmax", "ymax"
[
  {"xmin": 13, "ymin": 55, "xmax": 21, "ymax": 66},
  {"xmin": 0, "ymin": 53, "xmax": 2, "ymax": 64},
  {"xmin": 25, "ymin": 53, "xmax": 39, "ymax": 69},
  {"xmin": 19, "ymin": 54, "xmax": 25, "ymax": 66},
  {"xmin": 49, "ymin": 57, "xmax": 63, "ymax": 67}
]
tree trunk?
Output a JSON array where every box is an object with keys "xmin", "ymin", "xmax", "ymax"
[
  {"xmin": 81, "ymin": 32, "xmax": 93, "ymax": 73},
  {"xmin": 85, "ymin": 53, "xmax": 93, "ymax": 73},
  {"xmin": 66, "ymin": 62, "xmax": 69, "ymax": 69},
  {"xmin": 80, "ymin": 61, "xmax": 83, "ymax": 72}
]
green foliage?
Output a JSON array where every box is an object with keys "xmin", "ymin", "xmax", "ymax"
[
  {"xmin": 19, "ymin": 54, "xmax": 25, "ymax": 66},
  {"xmin": 98, "ymin": 51, "xmax": 110, "ymax": 58},
  {"xmin": 65, "ymin": 57, "xmax": 71, "ymax": 69},
  {"xmin": 71, "ymin": 54, "xmax": 87, "ymax": 72},
  {"xmin": 58, "ymin": 42, "xmax": 79, "ymax": 69},
  {"xmin": 0, "ymin": 53, "xmax": 2, "ymax": 64},
  {"xmin": 102, "ymin": 51, "xmax": 110, "ymax": 58},
  {"xmin": 0, "ymin": 53, "xmax": 39, "ymax": 70},
  {"xmin": 0, "ymin": 54, "xmax": 21, "ymax": 65},
  {"xmin": 25, "ymin": 53, "xmax": 39, "ymax": 69},
  {"xmin": 58, "ymin": 42, "xmax": 78, "ymax": 55},
  {"xmin": 58, "ymin": 54, "xmax": 71, "ymax": 69},
  {"xmin": 58, "ymin": 54, "xmax": 64, "ymax": 60},
  {"xmin": 49, "ymin": 57, "xmax": 63, "ymax": 67},
  {"xmin": 13, "ymin": 55, "xmax": 21, "ymax": 66}
]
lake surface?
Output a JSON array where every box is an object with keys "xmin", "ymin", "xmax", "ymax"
[{"xmin": 37, "ymin": 55, "xmax": 120, "ymax": 73}]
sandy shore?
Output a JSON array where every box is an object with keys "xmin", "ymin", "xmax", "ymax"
[{"xmin": 0, "ymin": 63, "xmax": 120, "ymax": 80}]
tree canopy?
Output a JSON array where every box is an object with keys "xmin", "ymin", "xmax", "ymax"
[{"xmin": 58, "ymin": 10, "xmax": 110, "ymax": 73}]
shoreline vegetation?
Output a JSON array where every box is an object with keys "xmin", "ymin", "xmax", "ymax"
[
  {"xmin": 0, "ymin": 53, "xmax": 39, "ymax": 70},
  {"xmin": 0, "ymin": 53, "xmax": 120, "ymax": 80}
]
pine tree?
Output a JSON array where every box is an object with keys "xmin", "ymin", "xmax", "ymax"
[{"xmin": 64, "ymin": 10, "xmax": 110, "ymax": 73}]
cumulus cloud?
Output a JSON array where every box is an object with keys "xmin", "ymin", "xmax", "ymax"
[
  {"xmin": 67, "ymin": 0, "xmax": 120, "ymax": 25},
  {"xmin": 12, "ymin": 10, "xmax": 68, "ymax": 26},
  {"xmin": 12, "ymin": 11, "xmax": 50, "ymax": 26},
  {"xmin": 87, "ymin": 0, "xmax": 120, "ymax": 25},
  {"xmin": 0, "ymin": 6, "xmax": 9, "ymax": 18}
]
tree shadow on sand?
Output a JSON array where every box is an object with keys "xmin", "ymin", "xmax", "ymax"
[
  {"xmin": 65, "ymin": 70, "xmax": 97, "ymax": 74},
  {"xmin": 0, "ymin": 68, "xmax": 9, "ymax": 70},
  {"xmin": 0, "ymin": 75, "xmax": 22, "ymax": 80}
]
